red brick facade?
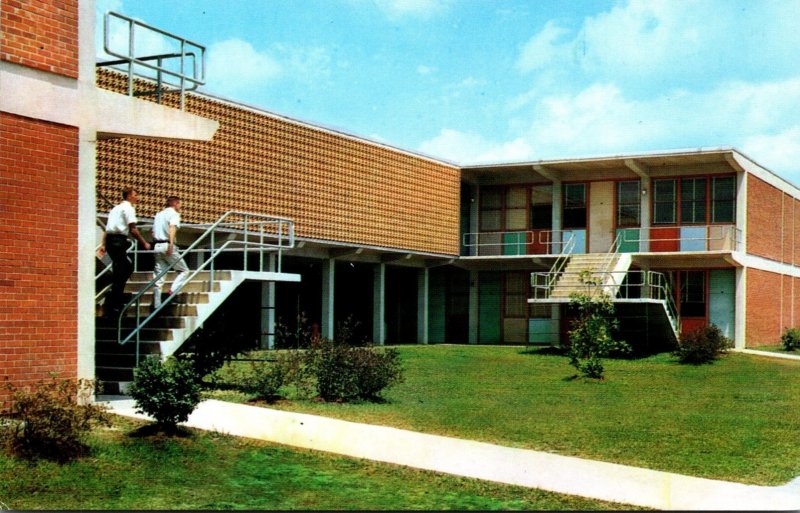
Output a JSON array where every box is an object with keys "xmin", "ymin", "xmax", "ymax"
[
  {"xmin": 0, "ymin": 0, "xmax": 79, "ymax": 78},
  {"xmin": 746, "ymin": 268, "xmax": 789, "ymax": 346},
  {"xmin": 0, "ymin": 113, "xmax": 79, "ymax": 404},
  {"xmin": 747, "ymin": 175, "xmax": 784, "ymax": 262}
]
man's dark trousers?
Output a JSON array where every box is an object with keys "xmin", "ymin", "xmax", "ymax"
[{"xmin": 106, "ymin": 234, "xmax": 133, "ymax": 313}]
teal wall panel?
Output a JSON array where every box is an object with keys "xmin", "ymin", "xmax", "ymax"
[
  {"xmin": 616, "ymin": 228, "xmax": 640, "ymax": 253},
  {"xmin": 478, "ymin": 271, "xmax": 501, "ymax": 343},
  {"xmin": 528, "ymin": 318, "xmax": 559, "ymax": 344},
  {"xmin": 428, "ymin": 269, "xmax": 447, "ymax": 343},
  {"xmin": 502, "ymin": 232, "xmax": 527, "ymax": 255},
  {"xmin": 709, "ymin": 269, "xmax": 735, "ymax": 340}
]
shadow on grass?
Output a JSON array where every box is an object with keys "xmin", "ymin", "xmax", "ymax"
[
  {"xmin": 518, "ymin": 345, "xmax": 567, "ymax": 357},
  {"xmin": 127, "ymin": 423, "xmax": 194, "ymax": 439}
]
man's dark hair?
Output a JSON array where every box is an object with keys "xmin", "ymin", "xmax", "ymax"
[
  {"xmin": 166, "ymin": 196, "xmax": 181, "ymax": 208},
  {"xmin": 122, "ymin": 187, "xmax": 135, "ymax": 200}
]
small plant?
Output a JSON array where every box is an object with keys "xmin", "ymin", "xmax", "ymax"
[
  {"xmin": 128, "ymin": 356, "xmax": 202, "ymax": 432},
  {"xmin": 781, "ymin": 327, "xmax": 800, "ymax": 352},
  {"xmin": 567, "ymin": 289, "xmax": 630, "ymax": 379},
  {"xmin": 1, "ymin": 376, "xmax": 110, "ymax": 462},
  {"xmin": 305, "ymin": 339, "xmax": 403, "ymax": 402},
  {"xmin": 673, "ymin": 324, "xmax": 731, "ymax": 364}
]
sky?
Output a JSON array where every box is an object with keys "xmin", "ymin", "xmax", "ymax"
[{"xmin": 96, "ymin": 0, "xmax": 800, "ymax": 182}]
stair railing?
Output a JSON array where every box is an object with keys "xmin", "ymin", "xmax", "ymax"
[
  {"xmin": 115, "ymin": 211, "xmax": 294, "ymax": 365},
  {"xmin": 530, "ymin": 233, "xmax": 575, "ymax": 299},
  {"xmin": 646, "ymin": 271, "xmax": 680, "ymax": 337}
]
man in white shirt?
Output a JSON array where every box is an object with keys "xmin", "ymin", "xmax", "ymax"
[
  {"xmin": 151, "ymin": 196, "xmax": 190, "ymax": 309},
  {"xmin": 99, "ymin": 187, "xmax": 151, "ymax": 316}
]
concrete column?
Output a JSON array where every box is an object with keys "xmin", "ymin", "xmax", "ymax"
[
  {"xmin": 468, "ymin": 270, "xmax": 479, "ymax": 344},
  {"xmin": 373, "ymin": 263, "xmax": 386, "ymax": 345},
  {"xmin": 417, "ymin": 268, "xmax": 429, "ymax": 344},
  {"xmin": 321, "ymin": 258, "xmax": 335, "ymax": 339},
  {"xmin": 551, "ymin": 181, "xmax": 563, "ymax": 251},
  {"xmin": 735, "ymin": 266, "xmax": 746, "ymax": 349},
  {"xmin": 260, "ymin": 254, "xmax": 276, "ymax": 349},
  {"xmin": 736, "ymin": 171, "xmax": 747, "ymax": 252},
  {"xmin": 640, "ymin": 177, "xmax": 651, "ymax": 252}
]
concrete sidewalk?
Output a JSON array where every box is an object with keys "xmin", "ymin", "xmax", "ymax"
[
  {"xmin": 102, "ymin": 397, "xmax": 800, "ymax": 511},
  {"xmin": 735, "ymin": 348, "xmax": 800, "ymax": 362}
]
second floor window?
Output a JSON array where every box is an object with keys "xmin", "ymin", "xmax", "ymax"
[
  {"xmin": 616, "ymin": 180, "xmax": 641, "ymax": 227},
  {"xmin": 563, "ymin": 183, "xmax": 587, "ymax": 229},
  {"xmin": 712, "ymin": 176, "xmax": 736, "ymax": 223},
  {"xmin": 680, "ymin": 177, "xmax": 707, "ymax": 224},
  {"xmin": 653, "ymin": 179, "xmax": 676, "ymax": 224}
]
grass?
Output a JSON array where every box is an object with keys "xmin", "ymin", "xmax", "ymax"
[
  {"xmin": 211, "ymin": 344, "xmax": 800, "ymax": 486},
  {"xmin": 0, "ymin": 416, "xmax": 632, "ymax": 510}
]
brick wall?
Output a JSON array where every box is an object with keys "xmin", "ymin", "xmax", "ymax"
[
  {"xmin": 96, "ymin": 70, "xmax": 461, "ymax": 256},
  {"xmin": 0, "ymin": 0, "xmax": 79, "ymax": 78},
  {"xmin": 746, "ymin": 268, "xmax": 784, "ymax": 346},
  {"xmin": 0, "ymin": 113, "xmax": 79, "ymax": 405},
  {"xmin": 746, "ymin": 175, "xmax": 784, "ymax": 262}
]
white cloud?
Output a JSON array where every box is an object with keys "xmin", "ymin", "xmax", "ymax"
[
  {"xmin": 517, "ymin": 20, "xmax": 572, "ymax": 73},
  {"xmin": 417, "ymin": 65, "xmax": 436, "ymax": 75},
  {"xmin": 742, "ymin": 128, "xmax": 800, "ymax": 182},
  {"xmin": 419, "ymin": 129, "xmax": 532, "ymax": 164},
  {"xmin": 206, "ymin": 39, "xmax": 282, "ymax": 96}
]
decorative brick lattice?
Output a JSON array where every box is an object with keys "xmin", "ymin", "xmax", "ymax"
[{"xmin": 96, "ymin": 70, "xmax": 461, "ymax": 255}]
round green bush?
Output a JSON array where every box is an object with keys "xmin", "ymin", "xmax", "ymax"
[{"xmin": 128, "ymin": 356, "xmax": 202, "ymax": 431}]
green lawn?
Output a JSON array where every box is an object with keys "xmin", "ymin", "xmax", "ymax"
[
  {"xmin": 211, "ymin": 345, "xmax": 800, "ymax": 486},
  {"xmin": 0, "ymin": 416, "xmax": 631, "ymax": 510}
]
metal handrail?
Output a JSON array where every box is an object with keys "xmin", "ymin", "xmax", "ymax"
[
  {"xmin": 114, "ymin": 212, "xmax": 294, "ymax": 364},
  {"xmin": 97, "ymin": 11, "xmax": 206, "ymax": 110},
  {"xmin": 530, "ymin": 269, "xmax": 681, "ymax": 336},
  {"xmin": 531, "ymin": 234, "xmax": 576, "ymax": 297},
  {"xmin": 461, "ymin": 230, "xmax": 570, "ymax": 255}
]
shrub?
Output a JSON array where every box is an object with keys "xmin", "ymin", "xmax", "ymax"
[
  {"xmin": 306, "ymin": 339, "xmax": 403, "ymax": 402},
  {"xmin": 567, "ymin": 290, "xmax": 630, "ymax": 379},
  {"xmin": 1, "ymin": 377, "xmax": 110, "ymax": 462},
  {"xmin": 781, "ymin": 328, "xmax": 800, "ymax": 352},
  {"xmin": 673, "ymin": 324, "xmax": 731, "ymax": 364},
  {"xmin": 128, "ymin": 356, "xmax": 202, "ymax": 431}
]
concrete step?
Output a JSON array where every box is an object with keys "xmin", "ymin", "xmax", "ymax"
[
  {"xmin": 96, "ymin": 326, "xmax": 174, "ymax": 342},
  {"xmin": 128, "ymin": 270, "xmax": 232, "ymax": 282},
  {"xmin": 96, "ymin": 339, "xmax": 161, "ymax": 354},
  {"xmin": 96, "ymin": 315, "xmax": 186, "ymax": 329},
  {"xmin": 96, "ymin": 366, "xmax": 135, "ymax": 383},
  {"xmin": 124, "ymin": 280, "xmax": 221, "ymax": 294}
]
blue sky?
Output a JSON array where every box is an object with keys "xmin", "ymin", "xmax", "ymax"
[{"xmin": 97, "ymin": 0, "xmax": 800, "ymax": 181}]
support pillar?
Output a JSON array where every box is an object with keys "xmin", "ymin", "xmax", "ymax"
[
  {"xmin": 735, "ymin": 266, "xmax": 746, "ymax": 349},
  {"xmin": 551, "ymin": 181, "xmax": 563, "ymax": 251},
  {"xmin": 468, "ymin": 270, "xmax": 479, "ymax": 344},
  {"xmin": 417, "ymin": 268, "xmax": 429, "ymax": 344},
  {"xmin": 321, "ymin": 258, "xmax": 335, "ymax": 339},
  {"xmin": 373, "ymin": 263, "xmax": 386, "ymax": 345},
  {"xmin": 260, "ymin": 254, "xmax": 276, "ymax": 349}
]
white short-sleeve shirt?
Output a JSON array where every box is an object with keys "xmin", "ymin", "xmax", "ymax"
[
  {"xmin": 152, "ymin": 207, "xmax": 181, "ymax": 242},
  {"xmin": 106, "ymin": 201, "xmax": 138, "ymax": 236}
]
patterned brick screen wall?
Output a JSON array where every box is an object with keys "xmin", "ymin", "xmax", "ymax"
[
  {"xmin": 96, "ymin": 71, "xmax": 461, "ymax": 256},
  {"xmin": 0, "ymin": 113, "xmax": 79, "ymax": 404},
  {"xmin": 0, "ymin": 0, "xmax": 79, "ymax": 78}
]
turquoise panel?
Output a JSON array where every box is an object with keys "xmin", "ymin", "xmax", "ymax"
[
  {"xmin": 478, "ymin": 272, "xmax": 501, "ymax": 343},
  {"xmin": 502, "ymin": 232, "xmax": 527, "ymax": 256},
  {"xmin": 616, "ymin": 228, "xmax": 640, "ymax": 253},
  {"xmin": 709, "ymin": 269, "xmax": 735, "ymax": 340},
  {"xmin": 563, "ymin": 229, "xmax": 586, "ymax": 253},
  {"xmin": 428, "ymin": 270, "xmax": 446, "ymax": 343},
  {"xmin": 528, "ymin": 318, "xmax": 559, "ymax": 344},
  {"xmin": 680, "ymin": 226, "xmax": 707, "ymax": 251}
]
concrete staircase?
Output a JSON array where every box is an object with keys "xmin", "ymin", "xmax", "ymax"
[
  {"xmin": 550, "ymin": 253, "xmax": 632, "ymax": 299},
  {"xmin": 95, "ymin": 270, "xmax": 236, "ymax": 394}
]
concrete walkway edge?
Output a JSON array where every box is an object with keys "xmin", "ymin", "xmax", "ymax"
[{"xmin": 104, "ymin": 398, "xmax": 800, "ymax": 511}]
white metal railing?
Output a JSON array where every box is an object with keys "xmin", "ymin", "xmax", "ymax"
[
  {"xmin": 97, "ymin": 11, "xmax": 206, "ymax": 110},
  {"xmin": 620, "ymin": 225, "xmax": 741, "ymax": 252},
  {"xmin": 109, "ymin": 212, "xmax": 294, "ymax": 364},
  {"xmin": 530, "ymin": 270, "xmax": 680, "ymax": 336},
  {"xmin": 462, "ymin": 230, "xmax": 573, "ymax": 255}
]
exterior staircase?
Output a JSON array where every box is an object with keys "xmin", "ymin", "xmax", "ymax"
[{"xmin": 549, "ymin": 253, "xmax": 632, "ymax": 299}]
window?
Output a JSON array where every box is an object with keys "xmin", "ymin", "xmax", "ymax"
[
  {"xmin": 680, "ymin": 177, "xmax": 707, "ymax": 224},
  {"xmin": 505, "ymin": 186, "xmax": 528, "ymax": 231},
  {"xmin": 679, "ymin": 271, "xmax": 706, "ymax": 317},
  {"xmin": 653, "ymin": 179, "xmax": 676, "ymax": 225},
  {"xmin": 504, "ymin": 272, "xmax": 528, "ymax": 317},
  {"xmin": 530, "ymin": 185, "xmax": 553, "ymax": 230},
  {"xmin": 563, "ymin": 183, "xmax": 587, "ymax": 229},
  {"xmin": 616, "ymin": 180, "xmax": 640, "ymax": 227},
  {"xmin": 479, "ymin": 187, "xmax": 502, "ymax": 231},
  {"xmin": 711, "ymin": 176, "xmax": 736, "ymax": 223}
]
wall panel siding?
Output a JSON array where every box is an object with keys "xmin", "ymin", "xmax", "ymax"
[
  {"xmin": 0, "ymin": 113, "xmax": 79, "ymax": 405},
  {"xmin": 746, "ymin": 175, "xmax": 783, "ymax": 262},
  {"xmin": 0, "ymin": 0, "xmax": 79, "ymax": 78},
  {"xmin": 478, "ymin": 272, "xmax": 501, "ymax": 343},
  {"xmin": 589, "ymin": 181, "xmax": 613, "ymax": 253},
  {"xmin": 96, "ymin": 71, "xmax": 460, "ymax": 255},
  {"xmin": 745, "ymin": 268, "xmax": 783, "ymax": 346}
]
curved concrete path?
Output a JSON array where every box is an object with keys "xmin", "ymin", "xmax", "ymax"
[{"xmin": 101, "ymin": 397, "xmax": 800, "ymax": 511}]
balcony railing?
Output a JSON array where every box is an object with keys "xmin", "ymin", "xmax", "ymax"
[{"xmin": 462, "ymin": 230, "xmax": 573, "ymax": 256}]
